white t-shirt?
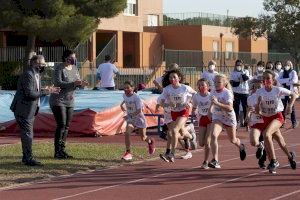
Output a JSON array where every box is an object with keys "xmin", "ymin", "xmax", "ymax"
[
  {"xmin": 201, "ymin": 71, "xmax": 218, "ymax": 90},
  {"xmin": 157, "ymin": 95, "xmax": 172, "ymax": 124},
  {"xmin": 247, "ymin": 93, "xmax": 263, "ymax": 126},
  {"xmin": 97, "ymin": 62, "xmax": 119, "ymax": 87},
  {"xmin": 211, "ymin": 88, "xmax": 237, "ymax": 126},
  {"xmin": 192, "ymin": 92, "xmax": 211, "ymax": 116},
  {"xmin": 123, "ymin": 93, "xmax": 143, "ymax": 115},
  {"xmin": 161, "ymin": 84, "xmax": 195, "ymax": 112},
  {"xmin": 256, "ymin": 86, "xmax": 291, "ymax": 117},
  {"xmin": 230, "ymin": 70, "xmax": 250, "ymax": 94}
]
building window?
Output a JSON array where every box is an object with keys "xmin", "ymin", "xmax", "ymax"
[
  {"xmin": 124, "ymin": 0, "xmax": 137, "ymax": 16},
  {"xmin": 225, "ymin": 41, "xmax": 233, "ymax": 60},
  {"xmin": 147, "ymin": 15, "xmax": 159, "ymax": 26},
  {"xmin": 213, "ymin": 41, "xmax": 219, "ymax": 59}
]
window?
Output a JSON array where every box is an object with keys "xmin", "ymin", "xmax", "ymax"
[
  {"xmin": 147, "ymin": 15, "xmax": 158, "ymax": 26},
  {"xmin": 225, "ymin": 42, "xmax": 233, "ymax": 60},
  {"xmin": 213, "ymin": 41, "xmax": 219, "ymax": 59},
  {"xmin": 124, "ymin": 0, "xmax": 137, "ymax": 16}
]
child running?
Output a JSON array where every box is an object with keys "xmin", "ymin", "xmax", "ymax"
[
  {"xmin": 120, "ymin": 80, "xmax": 155, "ymax": 161},
  {"xmin": 255, "ymin": 70, "xmax": 297, "ymax": 173},
  {"xmin": 192, "ymin": 78, "xmax": 212, "ymax": 169},
  {"xmin": 160, "ymin": 69, "xmax": 196, "ymax": 162},
  {"xmin": 209, "ymin": 74, "xmax": 247, "ymax": 168}
]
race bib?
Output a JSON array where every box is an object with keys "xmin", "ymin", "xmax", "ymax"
[
  {"xmin": 170, "ymin": 93, "xmax": 184, "ymax": 109},
  {"xmin": 261, "ymin": 96, "xmax": 278, "ymax": 116},
  {"xmin": 126, "ymin": 101, "xmax": 137, "ymax": 114},
  {"xmin": 198, "ymin": 101, "xmax": 210, "ymax": 115}
]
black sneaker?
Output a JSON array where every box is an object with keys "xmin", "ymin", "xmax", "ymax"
[
  {"xmin": 167, "ymin": 153, "xmax": 175, "ymax": 163},
  {"xmin": 288, "ymin": 152, "xmax": 297, "ymax": 170},
  {"xmin": 268, "ymin": 160, "xmax": 279, "ymax": 174},
  {"xmin": 208, "ymin": 159, "xmax": 221, "ymax": 168},
  {"xmin": 24, "ymin": 159, "xmax": 43, "ymax": 166},
  {"xmin": 256, "ymin": 141, "xmax": 264, "ymax": 159},
  {"xmin": 239, "ymin": 144, "xmax": 246, "ymax": 161},
  {"xmin": 159, "ymin": 153, "xmax": 170, "ymax": 162}
]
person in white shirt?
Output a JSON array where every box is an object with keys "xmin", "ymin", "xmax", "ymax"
[
  {"xmin": 274, "ymin": 61, "xmax": 284, "ymax": 79},
  {"xmin": 255, "ymin": 70, "xmax": 297, "ymax": 173},
  {"xmin": 192, "ymin": 78, "xmax": 212, "ymax": 169},
  {"xmin": 120, "ymin": 80, "xmax": 155, "ymax": 161},
  {"xmin": 230, "ymin": 60, "xmax": 250, "ymax": 127},
  {"xmin": 160, "ymin": 69, "xmax": 196, "ymax": 162},
  {"xmin": 253, "ymin": 61, "xmax": 265, "ymax": 81},
  {"xmin": 96, "ymin": 55, "xmax": 120, "ymax": 90},
  {"xmin": 208, "ymin": 74, "xmax": 246, "ymax": 169},
  {"xmin": 201, "ymin": 60, "xmax": 218, "ymax": 91},
  {"xmin": 278, "ymin": 60, "xmax": 299, "ymax": 128}
]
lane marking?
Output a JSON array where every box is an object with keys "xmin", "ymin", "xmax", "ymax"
[{"xmin": 270, "ymin": 189, "xmax": 300, "ymax": 200}]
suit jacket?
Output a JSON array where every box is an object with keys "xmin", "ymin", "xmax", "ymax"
[{"xmin": 10, "ymin": 68, "xmax": 42, "ymax": 119}]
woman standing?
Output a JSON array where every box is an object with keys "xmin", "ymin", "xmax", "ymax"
[
  {"xmin": 50, "ymin": 50, "xmax": 88, "ymax": 159},
  {"xmin": 201, "ymin": 60, "xmax": 219, "ymax": 91}
]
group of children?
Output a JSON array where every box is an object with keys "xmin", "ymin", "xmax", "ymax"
[{"xmin": 119, "ymin": 62, "xmax": 297, "ymax": 174}]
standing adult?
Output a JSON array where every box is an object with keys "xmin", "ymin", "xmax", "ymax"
[
  {"xmin": 230, "ymin": 59, "xmax": 250, "ymax": 127},
  {"xmin": 279, "ymin": 60, "xmax": 299, "ymax": 128},
  {"xmin": 10, "ymin": 55, "xmax": 60, "ymax": 166},
  {"xmin": 201, "ymin": 60, "xmax": 218, "ymax": 91},
  {"xmin": 49, "ymin": 50, "xmax": 88, "ymax": 159},
  {"xmin": 96, "ymin": 55, "xmax": 120, "ymax": 90}
]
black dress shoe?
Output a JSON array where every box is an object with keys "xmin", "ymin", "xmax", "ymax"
[{"xmin": 24, "ymin": 159, "xmax": 43, "ymax": 166}]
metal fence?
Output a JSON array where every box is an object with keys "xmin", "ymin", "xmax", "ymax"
[
  {"xmin": 73, "ymin": 41, "xmax": 89, "ymax": 62},
  {"xmin": 95, "ymin": 35, "xmax": 117, "ymax": 68}
]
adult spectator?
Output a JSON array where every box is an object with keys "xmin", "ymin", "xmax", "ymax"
[
  {"xmin": 10, "ymin": 55, "xmax": 60, "ymax": 166},
  {"xmin": 201, "ymin": 60, "xmax": 218, "ymax": 91},
  {"xmin": 96, "ymin": 55, "xmax": 120, "ymax": 90}
]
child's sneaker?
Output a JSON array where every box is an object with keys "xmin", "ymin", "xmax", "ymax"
[
  {"xmin": 208, "ymin": 159, "xmax": 221, "ymax": 168},
  {"xmin": 160, "ymin": 153, "xmax": 170, "ymax": 162},
  {"xmin": 181, "ymin": 151, "xmax": 192, "ymax": 159},
  {"xmin": 122, "ymin": 152, "xmax": 133, "ymax": 161},
  {"xmin": 201, "ymin": 161, "xmax": 209, "ymax": 169},
  {"xmin": 239, "ymin": 144, "xmax": 246, "ymax": 161},
  {"xmin": 148, "ymin": 139, "xmax": 156, "ymax": 155},
  {"xmin": 167, "ymin": 153, "xmax": 175, "ymax": 162},
  {"xmin": 256, "ymin": 141, "xmax": 264, "ymax": 159},
  {"xmin": 288, "ymin": 152, "xmax": 296, "ymax": 170}
]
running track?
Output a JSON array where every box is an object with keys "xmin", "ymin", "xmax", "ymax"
[{"xmin": 1, "ymin": 118, "xmax": 300, "ymax": 199}]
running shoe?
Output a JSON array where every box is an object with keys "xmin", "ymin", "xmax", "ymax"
[
  {"xmin": 167, "ymin": 153, "xmax": 175, "ymax": 163},
  {"xmin": 288, "ymin": 152, "xmax": 297, "ymax": 170},
  {"xmin": 159, "ymin": 153, "xmax": 170, "ymax": 162},
  {"xmin": 258, "ymin": 158, "xmax": 266, "ymax": 169},
  {"xmin": 256, "ymin": 141, "xmax": 264, "ymax": 159},
  {"xmin": 148, "ymin": 139, "xmax": 156, "ymax": 155},
  {"xmin": 201, "ymin": 161, "xmax": 209, "ymax": 169},
  {"xmin": 181, "ymin": 151, "xmax": 192, "ymax": 159},
  {"xmin": 239, "ymin": 144, "xmax": 247, "ymax": 161},
  {"xmin": 208, "ymin": 159, "xmax": 221, "ymax": 168},
  {"xmin": 268, "ymin": 160, "xmax": 280, "ymax": 174},
  {"xmin": 122, "ymin": 152, "xmax": 133, "ymax": 161}
]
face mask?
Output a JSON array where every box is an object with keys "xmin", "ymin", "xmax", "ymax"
[
  {"xmin": 170, "ymin": 79, "xmax": 178, "ymax": 86},
  {"xmin": 275, "ymin": 64, "xmax": 282, "ymax": 71},
  {"xmin": 236, "ymin": 66, "xmax": 242, "ymax": 71},
  {"xmin": 284, "ymin": 65, "xmax": 291, "ymax": 71},
  {"xmin": 263, "ymin": 79, "xmax": 272, "ymax": 87},
  {"xmin": 67, "ymin": 57, "xmax": 77, "ymax": 65},
  {"xmin": 208, "ymin": 65, "xmax": 215, "ymax": 71},
  {"xmin": 199, "ymin": 86, "xmax": 208, "ymax": 93}
]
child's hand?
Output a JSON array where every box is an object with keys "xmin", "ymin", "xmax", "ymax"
[{"xmin": 211, "ymin": 96, "xmax": 219, "ymax": 105}]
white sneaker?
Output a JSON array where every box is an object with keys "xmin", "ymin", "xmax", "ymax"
[
  {"xmin": 122, "ymin": 152, "xmax": 133, "ymax": 161},
  {"xmin": 187, "ymin": 123, "xmax": 197, "ymax": 150},
  {"xmin": 181, "ymin": 152, "xmax": 192, "ymax": 159}
]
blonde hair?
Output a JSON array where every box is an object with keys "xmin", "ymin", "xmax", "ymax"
[{"xmin": 215, "ymin": 74, "xmax": 233, "ymax": 93}]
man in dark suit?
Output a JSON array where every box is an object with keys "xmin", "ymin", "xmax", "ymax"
[{"xmin": 10, "ymin": 55, "xmax": 60, "ymax": 166}]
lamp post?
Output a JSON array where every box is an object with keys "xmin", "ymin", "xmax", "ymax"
[{"xmin": 220, "ymin": 33, "xmax": 224, "ymax": 73}]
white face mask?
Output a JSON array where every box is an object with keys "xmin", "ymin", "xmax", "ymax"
[
  {"xmin": 257, "ymin": 66, "xmax": 264, "ymax": 72},
  {"xmin": 275, "ymin": 64, "xmax": 282, "ymax": 71},
  {"xmin": 208, "ymin": 65, "xmax": 216, "ymax": 71},
  {"xmin": 284, "ymin": 65, "xmax": 291, "ymax": 71},
  {"xmin": 236, "ymin": 66, "xmax": 242, "ymax": 71}
]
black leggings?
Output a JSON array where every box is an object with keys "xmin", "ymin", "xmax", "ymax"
[
  {"xmin": 51, "ymin": 106, "xmax": 74, "ymax": 153},
  {"xmin": 233, "ymin": 93, "xmax": 248, "ymax": 124}
]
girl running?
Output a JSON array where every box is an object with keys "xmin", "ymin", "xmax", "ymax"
[
  {"xmin": 255, "ymin": 70, "xmax": 297, "ymax": 173},
  {"xmin": 120, "ymin": 80, "xmax": 155, "ymax": 161},
  {"xmin": 192, "ymin": 78, "xmax": 212, "ymax": 169},
  {"xmin": 209, "ymin": 74, "xmax": 247, "ymax": 168},
  {"xmin": 160, "ymin": 69, "xmax": 196, "ymax": 162}
]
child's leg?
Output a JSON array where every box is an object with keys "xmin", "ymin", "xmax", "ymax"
[
  {"xmin": 138, "ymin": 127, "xmax": 151, "ymax": 143},
  {"xmin": 250, "ymin": 128, "xmax": 261, "ymax": 147},
  {"xmin": 225, "ymin": 125, "xmax": 241, "ymax": 148},
  {"xmin": 211, "ymin": 121, "xmax": 223, "ymax": 161},
  {"xmin": 125, "ymin": 124, "xmax": 134, "ymax": 152},
  {"xmin": 171, "ymin": 117, "xmax": 188, "ymax": 154},
  {"xmin": 198, "ymin": 126, "xmax": 207, "ymax": 147},
  {"xmin": 203, "ymin": 125, "xmax": 212, "ymax": 162},
  {"xmin": 273, "ymin": 130, "xmax": 290, "ymax": 158},
  {"xmin": 262, "ymin": 120, "xmax": 282, "ymax": 160},
  {"xmin": 165, "ymin": 123, "xmax": 173, "ymax": 153}
]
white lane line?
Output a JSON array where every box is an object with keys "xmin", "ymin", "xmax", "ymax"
[{"xmin": 270, "ymin": 189, "xmax": 300, "ymax": 200}]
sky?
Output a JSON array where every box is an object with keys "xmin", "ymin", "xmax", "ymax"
[{"xmin": 163, "ymin": 0, "xmax": 265, "ymax": 17}]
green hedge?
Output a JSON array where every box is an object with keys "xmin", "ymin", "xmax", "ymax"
[{"xmin": 0, "ymin": 62, "xmax": 22, "ymax": 90}]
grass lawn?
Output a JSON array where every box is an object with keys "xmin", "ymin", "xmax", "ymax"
[{"xmin": 0, "ymin": 142, "xmax": 163, "ymax": 188}]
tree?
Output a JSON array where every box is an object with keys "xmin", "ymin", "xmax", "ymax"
[
  {"xmin": 231, "ymin": 0, "xmax": 300, "ymax": 64},
  {"xmin": 0, "ymin": 0, "xmax": 127, "ymax": 67}
]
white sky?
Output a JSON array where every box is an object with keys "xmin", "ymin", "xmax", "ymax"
[{"xmin": 163, "ymin": 0, "xmax": 265, "ymax": 17}]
